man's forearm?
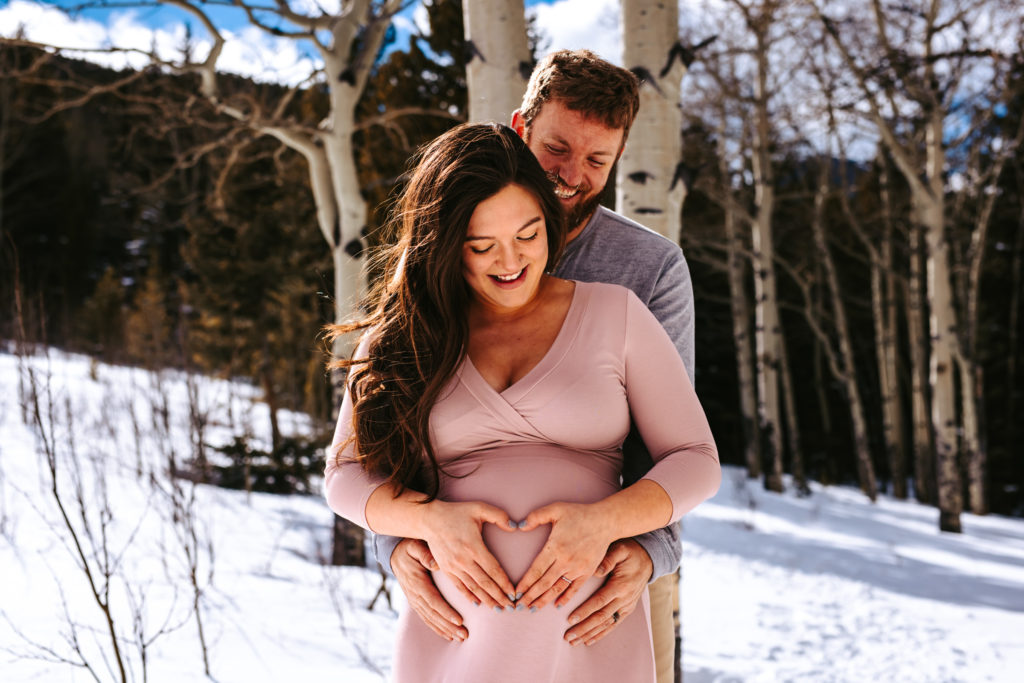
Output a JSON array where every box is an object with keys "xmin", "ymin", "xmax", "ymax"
[
  {"xmin": 374, "ymin": 532, "xmax": 403, "ymax": 575},
  {"xmin": 631, "ymin": 524, "xmax": 681, "ymax": 581},
  {"xmin": 621, "ymin": 426, "xmax": 683, "ymax": 581}
]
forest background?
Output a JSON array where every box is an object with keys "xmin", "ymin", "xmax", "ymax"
[{"xmin": 2, "ymin": 0, "xmax": 1023, "ymax": 538}]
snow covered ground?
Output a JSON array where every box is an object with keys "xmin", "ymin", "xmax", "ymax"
[{"xmin": 1, "ymin": 346, "xmax": 1021, "ymax": 682}]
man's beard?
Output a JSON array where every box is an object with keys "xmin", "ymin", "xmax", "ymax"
[
  {"xmin": 566, "ymin": 192, "xmax": 603, "ymax": 232},
  {"xmin": 547, "ymin": 172, "xmax": 602, "ymax": 231}
]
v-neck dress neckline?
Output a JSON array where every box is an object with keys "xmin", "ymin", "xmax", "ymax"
[{"xmin": 461, "ymin": 282, "xmax": 586, "ymax": 407}]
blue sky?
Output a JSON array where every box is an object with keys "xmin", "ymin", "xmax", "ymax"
[{"xmin": 0, "ymin": 0, "xmax": 625, "ymax": 82}]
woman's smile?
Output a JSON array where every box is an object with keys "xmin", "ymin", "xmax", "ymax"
[{"xmin": 490, "ymin": 266, "xmax": 528, "ymax": 286}]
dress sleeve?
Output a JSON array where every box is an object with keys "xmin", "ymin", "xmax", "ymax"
[
  {"xmin": 623, "ymin": 291, "xmax": 720, "ymax": 524},
  {"xmin": 324, "ymin": 334, "xmax": 386, "ymax": 531}
]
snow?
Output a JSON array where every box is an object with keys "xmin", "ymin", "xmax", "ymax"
[{"xmin": 1, "ymin": 346, "xmax": 1022, "ymax": 682}]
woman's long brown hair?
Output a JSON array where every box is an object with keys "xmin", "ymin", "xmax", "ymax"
[{"xmin": 326, "ymin": 123, "xmax": 567, "ymax": 500}]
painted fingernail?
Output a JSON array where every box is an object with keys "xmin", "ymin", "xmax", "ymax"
[
  {"xmin": 569, "ymin": 615, "xmax": 580, "ymax": 625},
  {"xmin": 517, "ymin": 520, "xmax": 528, "ymax": 529},
  {"xmin": 530, "ymin": 606, "xmax": 538, "ymax": 613},
  {"xmin": 508, "ymin": 520, "xmax": 516, "ymax": 528},
  {"xmin": 515, "ymin": 592, "xmax": 523, "ymax": 601},
  {"xmin": 516, "ymin": 603, "xmax": 526, "ymax": 611},
  {"xmin": 473, "ymin": 601, "xmax": 480, "ymax": 607},
  {"xmin": 508, "ymin": 593, "xmax": 515, "ymax": 602},
  {"xmin": 493, "ymin": 606, "xmax": 502, "ymax": 613},
  {"xmin": 555, "ymin": 603, "xmax": 563, "ymax": 609}
]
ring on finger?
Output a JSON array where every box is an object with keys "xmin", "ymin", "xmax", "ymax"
[
  {"xmin": 559, "ymin": 576, "xmax": 573, "ymax": 585},
  {"xmin": 612, "ymin": 611, "xmax": 620, "ymax": 623}
]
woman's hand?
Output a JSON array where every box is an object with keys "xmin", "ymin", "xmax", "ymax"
[
  {"xmin": 513, "ymin": 502, "xmax": 612, "ymax": 610},
  {"xmin": 421, "ymin": 500, "xmax": 518, "ymax": 609}
]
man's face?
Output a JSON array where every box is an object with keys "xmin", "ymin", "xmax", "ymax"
[{"xmin": 513, "ymin": 100, "xmax": 624, "ymax": 238}]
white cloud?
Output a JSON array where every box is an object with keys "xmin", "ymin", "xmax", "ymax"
[
  {"xmin": 2, "ymin": 1, "xmax": 109, "ymax": 51},
  {"xmin": 288, "ymin": 0, "xmax": 343, "ymax": 15},
  {"xmin": 529, "ymin": 0, "xmax": 622, "ymax": 64},
  {"xmin": 410, "ymin": 2, "xmax": 430, "ymax": 36},
  {"xmin": 0, "ymin": 0, "xmax": 323, "ymax": 85}
]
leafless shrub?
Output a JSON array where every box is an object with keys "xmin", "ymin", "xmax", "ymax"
[
  {"xmin": 318, "ymin": 542, "xmax": 388, "ymax": 680},
  {"xmin": 10, "ymin": 347, "xmax": 173, "ymax": 682}
]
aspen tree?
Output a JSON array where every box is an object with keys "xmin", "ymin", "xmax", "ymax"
[
  {"xmin": 617, "ymin": 0, "xmax": 687, "ymax": 242},
  {"xmin": 462, "ymin": 0, "xmax": 530, "ymax": 123}
]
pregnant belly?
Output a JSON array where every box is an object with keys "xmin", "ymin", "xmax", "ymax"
[
  {"xmin": 435, "ymin": 442, "xmax": 621, "ymax": 587},
  {"xmin": 410, "ymin": 443, "xmax": 630, "ymax": 678}
]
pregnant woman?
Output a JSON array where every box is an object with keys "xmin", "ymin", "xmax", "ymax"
[{"xmin": 325, "ymin": 123, "xmax": 719, "ymax": 683}]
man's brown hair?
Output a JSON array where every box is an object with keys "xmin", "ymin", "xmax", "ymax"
[{"xmin": 518, "ymin": 49, "xmax": 640, "ymax": 145}]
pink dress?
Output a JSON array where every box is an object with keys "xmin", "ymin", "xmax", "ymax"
[{"xmin": 326, "ymin": 281, "xmax": 719, "ymax": 683}]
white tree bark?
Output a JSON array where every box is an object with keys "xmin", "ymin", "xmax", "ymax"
[
  {"xmin": 746, "ymin": 3, "xmax": 785, "ymax": 493},
  {"xmin": 463, "ymin": 0, "xmax": 530, "ymax": 124},
  {"xmin": 617, "ymin": 0, "xmax": 686, "ymax": 241},
  {"xmin": 712, "ymin": 117, "xmax": 761, "ymax": 479},
  {"xmin": 725, "ymin": 184, "xmax": 761, "ymax": 480},
  {"xmin": 922, "ymin": 110, "xmax": 963, "ymax": 533}
]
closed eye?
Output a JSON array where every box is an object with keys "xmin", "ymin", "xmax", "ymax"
[
  {"xmin": 517, "ymin": 232, "xmax": 539, "ymax": 242},
  {"xmin": 470, "ymin": 244, "xmax": 494, "ymax": 254}
]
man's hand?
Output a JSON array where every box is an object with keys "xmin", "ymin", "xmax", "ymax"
[
  {"xmin": 563, "ymin": 539, "xmax": 653, "ymax": 646},
  {"xmin": 391, "ymin": 538, "xmax": 468, "ymax": 642}
]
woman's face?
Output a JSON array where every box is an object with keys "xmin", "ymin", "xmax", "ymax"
[{"xmin": 461, "ymin": 183, "xmax": 549, "ymax": 313}]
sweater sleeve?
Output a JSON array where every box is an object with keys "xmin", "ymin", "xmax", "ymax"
[
  {"xmin": 623, "ymin": 291, "xmax": 720, "ymax": 524},
  {"xmin": 323, "ymin": 334, "xmax": 386, "ymax": 531},
  {"xmin": 647, "ymin": 249, "xmax": 695, "ymax": 382}
]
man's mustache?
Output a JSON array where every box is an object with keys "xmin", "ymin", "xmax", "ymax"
[{"xmin": 546, "ymin": 171, "xmax": 591, "ymax": 196}]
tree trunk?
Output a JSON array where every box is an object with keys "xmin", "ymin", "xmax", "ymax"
[
  {"xmin": 907, "ymin": 222, "xmax": 935, "ymax": 504},
  {"xmin": 922, "ymin": 114, "xmax": 962, "ymax": 533},
  {"xmin": 876, "ymin": 161, "xmax": 906, "ymax": 497},
  {"xmin": 727, "ymin": 207, "xmax": 760, "ymax": 480},
  {"xmin": 1008, "ymin": 192, "xmax": 1024, "ymax": 443},
  {"xmin": 463, "ymin": 0, "xmax": 530, "ymax": 124},
  {"xmin": 260, "ymin": 346, "xmax": 282, "ymax": 452},
  {"xmin": 718, "ymin": 123, "xmax": 761, "ymax": 479},
  {"xmin": 617, "ymin": 0, "xmax": 686, "ymax": 242},
  {"xmin": 750, "ymin": 24, "xmax": 784, "ymax": 493},
  {"xmin": 778, "ymin": 329, "xmax": 807, "ymax": 493},
  {"xmin": 960, "ymin": 361, "xmax": 985, "ymax": 514},
  {"xmin": 812, "ymin": 284, "xmax": 832, "ymax": 438},
  {"xmin": 958, "ymin": 116, "xmax": 1019, "ymax": 514},
  {"xmin": 812, "ymin": 162, "xmax": 876, "ymax": 500},
  {"xmin": 332, "ymin": 514, "xmax": 366, "ymax": 567}
]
